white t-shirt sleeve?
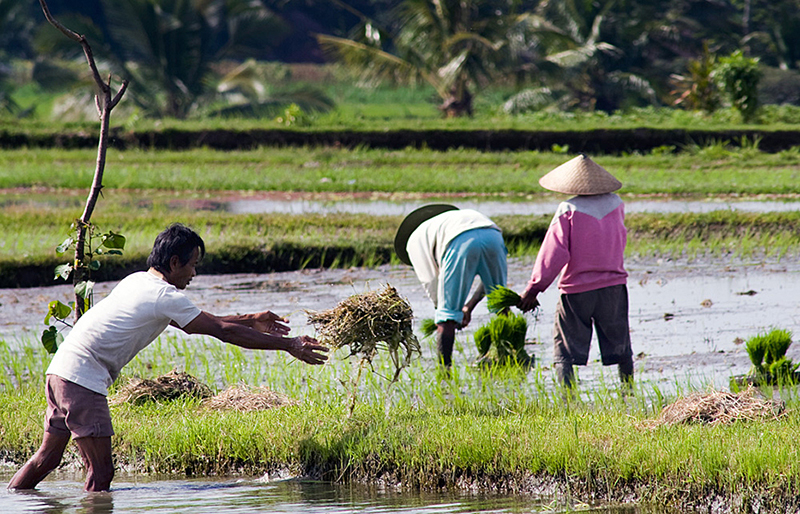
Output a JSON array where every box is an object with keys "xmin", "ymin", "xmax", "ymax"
[{"xmin": 158, "ymin": 287, "xmax": 202, "ymax": 328}]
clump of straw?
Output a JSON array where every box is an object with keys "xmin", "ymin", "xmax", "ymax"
[
  {"xmin": 203, "ymin": 384, "xmax": 298, "ymax": 412},
  {"xmin": 110, "ymin": 370, "xmax": 213, "ymax": 405},
  {"xmin": 486, "ymin": 286, "xmax": 521, "ymax": 313},
  {"xmin": 306, "ymin": 284, "xmax": 420, "ymax": 381},
  {"xmin": 641, "ymin": 387, "xmax": 785, "ymax": 428}
]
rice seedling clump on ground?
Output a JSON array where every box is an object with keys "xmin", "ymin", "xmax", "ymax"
[
  {"xmin": 474, "ymin": 313, "xmax": 533, "ymax": 368},
  {"xmin": 306, "ymin": 284, "xmax": 420, "ymax": 381},
  {"xmin": 743, "ymin": 328, "xmax": 799, "ymax": 385}
]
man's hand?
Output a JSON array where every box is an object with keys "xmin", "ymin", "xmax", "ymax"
[
  {"xmin": 288, "ymin": 335, "xmax": 329, "ymax": 365},
  {"xmin": 518, "ymin": 290, "xmax": 540, "ymax": 313},
  {"xmin": 252, "ymin": 311, "xmax": 290, "ymax": 336}
]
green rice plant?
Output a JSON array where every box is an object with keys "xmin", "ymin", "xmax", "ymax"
[
  {"xmin": 419, "ymin": 318, "xmax": 437, "ymax": 338},
  {"xmin": 745, "ymin": 328, "xmax": 798, "ymax": 383},
  {"xmin": 473, "ymin": 324, "xmax": 492, "ymax": 356},
  {"xmin": 486, "ymin": 286, "xmax": 521, "ymax": 313},
  {"xmin": 473, "ymin": 313, "xmax": 531, "ymax": 366}
]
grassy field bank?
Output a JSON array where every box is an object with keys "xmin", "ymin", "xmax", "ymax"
[
  {"xmin": 2, "ymin": 336, "xmax": 799, "ymax": 512},
  {"xmin": 3, "ymin": 145, "xmax": 800, "ymax": 194},
  {"xmin": 2, "ymin": 207, "xmax": 800, "ymax": 287}
]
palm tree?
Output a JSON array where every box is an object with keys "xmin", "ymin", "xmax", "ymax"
[
  {"xmin": 95, "ymin": 0, "xmax": 332, "ymax": 119},
  {"xmin": 503, "ymin": 0, "xmax": 662, "ymax": 113},
  {"xmin": 0, "ymin": 0, "xmax": 37, "ymax": 114},
  {"xmin": 318, "ymin": 0, "xmax": 540, "ymax": 117}
]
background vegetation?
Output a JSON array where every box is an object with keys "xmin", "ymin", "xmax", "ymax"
[{"xmin": 2, "ymin": 0, "xmax": 800, "ymax": 127}]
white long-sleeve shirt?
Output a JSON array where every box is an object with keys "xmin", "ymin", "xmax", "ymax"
[{"xmin": 406, "ymin": 209, "xmax": 499, "ymax": 307}]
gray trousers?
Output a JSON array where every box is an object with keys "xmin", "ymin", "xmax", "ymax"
[{"xmin": 553, "ymin": 284, "xmax": 632, "ymax": 366}]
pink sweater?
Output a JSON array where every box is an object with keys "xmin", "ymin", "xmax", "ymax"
[{"xmin": 524, "ymin": 193, "xmax": 627, "ymax": 296}]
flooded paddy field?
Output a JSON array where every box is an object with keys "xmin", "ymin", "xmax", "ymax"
[
  {"xmin": 0, "ymin": 471, "xmax": 641, "ymax": 514},
  {"xmin": 5, "ymin": 188, "xmax": 800, "ymax": 217},
  {"xmin": 2, "ymin": 256, "xmax": 798, "ymax": 393},
  {"xmin": 2, "ymin": 192, "xmax": 800, "ymax": 513}
]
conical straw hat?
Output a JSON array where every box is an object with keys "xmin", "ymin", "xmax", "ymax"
[{"xmin": 538, "ymin": 154, "xmax": 621, "ymax": 195}]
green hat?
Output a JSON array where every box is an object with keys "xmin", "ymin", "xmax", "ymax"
[{"xmin": 394, "ymin": 204, "xmax": 458, "ymax": 265}]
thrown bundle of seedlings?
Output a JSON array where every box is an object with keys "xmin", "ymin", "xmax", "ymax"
[
  {"xmin": 738, "ymin": 328, "xmax": 800, "ymax": 386},
  {"xmin": 306, "ymin": 284, "xmax": 421, "ymax": 382},
  {"xmin": 486, "ymin": 286, "xmax": 522, "ymax": 313},
  {"xmin": 110, "ymin": 370, "xmax": 213, "ymax": 405},
  {"xmin": 203, "ymin": 384, "xmax": 298, "ymax": 412},
  {"xmin": 474, "ymin": 313, "xmax": 533, "ymax": 368},
  {"xmin": 641, "ymin": 387, "xmax": 785, "ymax": 428}
]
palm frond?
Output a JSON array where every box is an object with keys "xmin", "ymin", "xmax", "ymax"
[{"xmin": 316, "ymin": 33, "xmax": 429, "ymax": 88}]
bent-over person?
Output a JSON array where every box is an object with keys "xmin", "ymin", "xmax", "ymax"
[{"xmin": 395, "ymin": 205, "xmax": 508, "ymax": 367}]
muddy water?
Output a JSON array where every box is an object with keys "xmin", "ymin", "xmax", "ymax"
[
  {"xmin": 3, "ymin": 257, "xmax": 799, "ymax": 392},
  {"xmin": 226, "ymin": 195, "xmax": 800, "ymax": 217},
  {"xmin": 0, "ymin": 471, "xmax": 639, "ymax": 514},
  {"xmin": 5, "ymin": 189, "xmax": 800, "ymax": 216}
]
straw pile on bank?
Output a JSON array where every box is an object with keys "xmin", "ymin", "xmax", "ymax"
[
  {"xmin": 109, "ymin": 370, "xmax": 213, "ymax": 405},
  {"xmin": 203, "ymin": 384, "xmax": 298, "ymax": 412},
  {"xmin": 306, "ymin": 284, "xmax": 420, "ymax": 381},
  {"xmin": 111, "ymin": 371, "xmax": 297, "ymax": 412},
  {"xmin": 642, "ymin": 387, "xmax": 785, "ymax": 428}
]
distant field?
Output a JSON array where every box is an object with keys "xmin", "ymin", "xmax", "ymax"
[{"xmin": 3, "ymin": 144, "xmax": 800, "ymax": 195}]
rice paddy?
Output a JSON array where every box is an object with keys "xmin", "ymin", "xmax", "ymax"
[
  {"xmin": 3, "ymin": 330, "xmax": 800, "ymax": 510},
  {"xmin": 6, "ymin": 123, "xmax": 800, "ymax": 510}
]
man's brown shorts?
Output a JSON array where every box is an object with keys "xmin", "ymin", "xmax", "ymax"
[
  {"xmin": 44, "ymin": 374, "xmax": 115, "ymax": 439},
  {"xmin": 553, "ymin": 284, "xmax": 632, "ymax": 366}
]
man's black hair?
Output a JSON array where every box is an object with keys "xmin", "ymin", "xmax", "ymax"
[{"xmin": 147, "ymin": 223, "xmax": 206, "ymax": 274}]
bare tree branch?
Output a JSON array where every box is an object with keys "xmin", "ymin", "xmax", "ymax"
[{"xmin": 39, "ymin": 0, "xmax": 128, "ymax": 320}]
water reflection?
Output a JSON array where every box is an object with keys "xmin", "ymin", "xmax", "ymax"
[
  {"xmin": 226, "ymin": 198, "xmax": 800, "ymax": 216},
  {"xmin": 4, "ymin": 190, "xmax": 800, "ymax": 216},
  {"xmin": 0, "ymin": 473, "xmax": 646, "ymax": 513}
]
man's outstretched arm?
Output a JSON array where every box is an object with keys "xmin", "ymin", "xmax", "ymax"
[
  {"xmin": 180, "ymin": 312, "xmax": 328, "ymax": 365},
  {"xmin": 215, "ymin": 311, "xmax": 290, "ymax": 336}
]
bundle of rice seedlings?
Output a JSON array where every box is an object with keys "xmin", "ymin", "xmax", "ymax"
[
  {"xmin": 420, "ymin": 318, "xmax": 438, "ymax": 338},
  {"xmin": 474, "ymin": 313, "xmax": 532, "ymax": 367},
  {"xmin": 110, "ymin": 370, "xmax": 213, "ymax": 405},
  {"xmin": 306, "ymin": 284, "xmax": 420, "ymax": 381},
  {"xmin": 474, "ymin": 324, "xmax": 492, "ymax": 356},
  {"xmin": 203, "ymin": 384, "xmax": 298, "ymax": 412},
  {"xmin": 745, "ymin": 328, "xmax": 798, "ymax": 383},
  {"xmin": 641, "ymin": 387, "xmax": 785, "ymax": 428},
  {"xmin": 486, "ymin": 286, "xmax": 522, "ymax": 313}
]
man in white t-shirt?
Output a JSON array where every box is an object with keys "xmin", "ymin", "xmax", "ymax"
[
  {"xmin": 8, "ymin": 223, "xmax": 328, "ymax": 492},
  {"xmin": 394, "ymin": 205, "xmax": 508, "ymax": 367}
]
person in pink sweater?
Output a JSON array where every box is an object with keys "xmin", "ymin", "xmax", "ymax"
[{"xmin": 518, "ymin": 155, "xmax": 633, "ymax": 389}]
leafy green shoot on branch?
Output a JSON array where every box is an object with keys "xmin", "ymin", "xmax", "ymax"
[{"xmin": 41, "ymin": 223, "xmax": 126, "ymax": 353}]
